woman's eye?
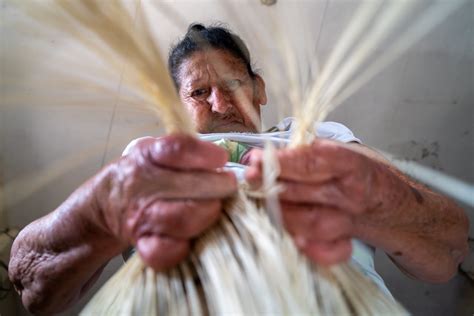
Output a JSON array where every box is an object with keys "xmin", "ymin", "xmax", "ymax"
[
  {"xmin": 226, "ymin": 79, "xmax": 241, "ymax": 91},
  {"xmin": 191, "ymin": 88, "xmax": 208, "ymax": 98}
]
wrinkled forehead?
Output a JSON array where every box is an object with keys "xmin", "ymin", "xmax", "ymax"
[{"xmin": 178, "ymin": 49, "xmax": 248, "ymax": 86}]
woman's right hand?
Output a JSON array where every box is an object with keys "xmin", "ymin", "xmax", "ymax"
[{"xmin": 98, "ymin": 134, "xmax": 237, "ymax": 270}]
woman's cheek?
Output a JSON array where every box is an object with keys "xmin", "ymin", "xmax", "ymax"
[{"xmin": 190, "ymin": 104, "xmax": 213, "ymax": 132}]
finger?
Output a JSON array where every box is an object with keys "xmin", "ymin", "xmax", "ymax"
[
  {"xmin": 279, "ymin": 181, "xmax": 345, "ymax": 206},
  {"xmin": 136, "ymin": 235, "xmax": 189, "ymax": 271},
  {"xmin": 144, "ymin": 168, "xmax": 237, "ymax": 199},
  {"xmin": 244, "ymin": 149, "xmax": 263, "ymax": 186},
  {"xmin": 129, "ymin": 200, "xmax": 222, "ymax": 239},
  {"xmin": 245, "ymin": 141, "xmax": 355, "ymax": 185},
  {"xmin": 133, "ymin": 134, "xmax": 229, "ymax": 171},
  {"xmin": 278, "ymin": 140, "xmax": 356, "ymax": 183},
  {"xmin": 279, "ymin": 181, "xmax": 364, "ymax": 213},
  {"xmin": 282, "ymin": 203, "xmax": 353, "ymax": 241},
  {"xmin": 244, "ymin": 165, "xmax": 262, "ymax": 189},
  {"xmin": 298, "ymin": 238, "xmax": 352, "ymax": 266}
]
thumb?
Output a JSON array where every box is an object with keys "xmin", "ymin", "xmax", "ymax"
[{"xmin": 134, "ymin": 134, "xmax": 229, "ymax": 171}]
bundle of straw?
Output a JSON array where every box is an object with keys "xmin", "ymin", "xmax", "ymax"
[
  {"xmin": 6, "ymin": 0, "xmax": 466, "ymax": 314},
  {"xmin": 83, "ymin": 190, "xmax": 404, "ymax": 315}
]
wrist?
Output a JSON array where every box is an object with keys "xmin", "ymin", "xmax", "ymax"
[{"xmin": 352, "ymin": 161, "xmax": 413, "ymax": 247}]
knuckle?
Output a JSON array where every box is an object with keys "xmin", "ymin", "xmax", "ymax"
[
  {"xmin": 193, "ymin": 200, "xmax": 221, "ymax": 229},
  {"xmin": 160, "ymin": 134, "xmax": 196, "ymax": 156},
  {"xmin": 116, "ymin": 155, "xmax": 149, "ymax": 189},
  {"xmin": 131, "ymin": 138, "xmax": 160, "ymax": 164},
  {"xmin": 281, "ymin": 147, "xmax": 316, "ymax": 175},
  {"xmin": 313, "ymin": 220, "xmax": 333, "ymax": 237},
  {"xmin": 159, "ymin": 203, "xmax": 187, "ymax": 230},
  {"xmin": 290, "ymin": 206, "xmax": 321, "ymax": 236},
  {"xmin": 313, "ymin": 213, "xmax": 340, "ymax": 236},
  {"xmin": 129, "ymin": 201, "xmax": 178, "ymax": 237},
  {"xmin": 310, "ymin": 211, "xmax": 353, "ymax": 240},
  {"xmin": 312, "ymin": 139, "xmax": 341, "ymax": 158},
  {"xmin": 125, "ymin": 161, "xmax": 143, "ymax": 183},
  {"xmin": 133, "ymin": 136, "xmax": 157, "ymax": 150},
  {"xmin": 299, "ymin": 153, "xmax": 319, "ymax": 175},
  {"xmin": 169, "ymin": 200, "xmax": 221, "ymax": 237},
  {"xmin": 157, "ymin": 201, "xmax": 190, "ymax": 231}
]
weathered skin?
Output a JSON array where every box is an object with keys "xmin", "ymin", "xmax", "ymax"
[
  {"xmin": 245, "ymin": 141, "xmax": 469, "ymax": 280},
  {"xmin": 9, "ymin": 48, "xmax": 469, "ymax": 314},
  {"xmin": 8, "ymin": 135, "xmax": 237, "ymax": 313},
  {"xmin": 177, "ymin": 48, "xmax": 468, "ymax": 279},
  {"xmin": 178, "ymin": 49, "xmax": 267, "ymax": 133}
]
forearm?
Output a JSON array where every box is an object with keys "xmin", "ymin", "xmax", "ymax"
[
  {"xmin": 9, "ymin": 170, "xmax": 125, "ymax": 314},
  {"xmin": 353, "ymin": 160, "xmax": 469, "ymax": 282}
]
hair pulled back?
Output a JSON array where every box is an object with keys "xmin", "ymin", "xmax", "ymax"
[{"xmin": 168, "ymin": 23, "xmax": 256, "ymax": 89}]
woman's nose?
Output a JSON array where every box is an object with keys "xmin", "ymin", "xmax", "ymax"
[{"xmin": 207, "ymin": 88, "xmax": 232, "ymax": 114}]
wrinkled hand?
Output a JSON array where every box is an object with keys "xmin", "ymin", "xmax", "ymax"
[
  {"xmin": 98, "ymin": 134, "xmax": 237, "ymax": 270},
  {"xmin": 245, "ymin": 139, "xmax": 381, "ymax": 265}
]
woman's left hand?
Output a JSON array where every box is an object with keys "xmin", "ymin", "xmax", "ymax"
[{"xmin": 245, "ymin": 139, "xmax": 382, "ymax": 265}]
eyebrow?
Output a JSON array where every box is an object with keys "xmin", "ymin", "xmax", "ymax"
[
  {"xmin": 180, "ymin": 63, "xmax": 248, "ymax": 91},
  {"xmin": 182, "ymin": 78, "xmax": 207, "ymax": 92}
]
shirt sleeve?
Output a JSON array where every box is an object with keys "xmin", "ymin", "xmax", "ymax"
[{"xmin": 315, "ymin": 121, "xmax": 361, "ymax": 144}]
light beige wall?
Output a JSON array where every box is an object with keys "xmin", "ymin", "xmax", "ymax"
[{"xmin": 1, "ymin": 0, "xmax": 473, "ymax": 315}]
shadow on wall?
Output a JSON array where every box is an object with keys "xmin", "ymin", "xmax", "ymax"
[{"xmin": 388, "ymin": 140, "xmax": 443, "ymax": 171}]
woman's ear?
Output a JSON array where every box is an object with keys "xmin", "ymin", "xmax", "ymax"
[{"xmin": 254, "ymin": 74, "xmax": 267, "ymax": 106}]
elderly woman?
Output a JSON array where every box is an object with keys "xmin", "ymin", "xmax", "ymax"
[{"xmin": 9, "ymin": 24, "xmax": 468, "ymax": 314}]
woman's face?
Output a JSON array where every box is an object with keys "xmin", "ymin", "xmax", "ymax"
[{"xmin": 177, "ymin": 49, "xmax": 267, "ymax": 133}]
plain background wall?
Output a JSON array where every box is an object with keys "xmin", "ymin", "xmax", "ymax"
[{"xmin": 1, "ymin": 0, "xmax": 473, "ymax": 315}]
